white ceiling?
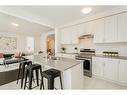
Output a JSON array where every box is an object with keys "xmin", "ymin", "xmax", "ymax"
[
  {"xmin": 0, "ymin": 6, "xmax": 119, "ymax": 27},
  {"xmin": 0, "ymin": 12, "xmax": 53, "ymax": 36}
]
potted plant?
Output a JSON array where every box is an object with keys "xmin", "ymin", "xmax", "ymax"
[
  {"xmin": 74, "ymin": 47, "xmax": 78, "ymax": 53},
  {"xmin": 61, "ymin": 47, "xmax": 66, "ymax": 53}
]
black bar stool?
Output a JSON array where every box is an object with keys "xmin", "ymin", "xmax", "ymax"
[
  {"xmin": 17, "ymin": 60, "xmax": 32, "ymax": 88},
  {"xmin": 40, "ymin": 68, "xmax": 63, "ymax": 90},
  {"xmin": 24, "ymin": 64, "xmax": 43, "ymax": 90}
]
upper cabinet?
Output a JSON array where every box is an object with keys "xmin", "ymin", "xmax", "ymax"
[
  {"xmin": 61, "ymin": 25, "xmax": 79, "ymax": 44},
  {"xmin": 84, "ymin": 21, "xmax": 95, "ymax": 35},
  {"xmin": 70, "ymin": 25, "xmax": 79, "ymax": 44},
  {"xmin": 61, "ymin": 27, "xmax": 72, "ymax": 44},
  {"xmin": 104, "ymin": 15, "xmax": 117, "ymax": 42},
  {"xmin": 61, "ymin": 12, "xmax": 127, "ymax": 44},
  {"xmin": 94, "ymin": 15, "xmax": 117, "ymax": 43},
  {"xmin": 94, "ymin": 18, "xmax": 105, "ymax": 43},
  {"xmin": 117, "ymin": 12, "xmax": 127, "ymax": 42},
  {"xmin": 94, "ymin": 12, "xmax": 127, "ymax": 43}
]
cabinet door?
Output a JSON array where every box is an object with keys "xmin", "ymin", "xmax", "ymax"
[
  {"xmin": 117, "ymin": 12, "xmax": 127, "ymax": 42},
  {"xmin": 76, "ymin": 24, "xmax": 85, "ymax": 37},
  {"xmin": 94, "ymin": 19, "xmax": 105, "ymax": 43},
  {"xmin": 92, "ymin": 57, "xmax": 104, "ymax": 77},
  {"xmin": 105, "ymin": 15, "xmax": 117, "ymax": 42},
  {"xmin": 61, "ymin": 28, "xmax": 71, "ymax": 44},
  {"xmin": 70, "ymin": 25, "xmax": 79, "ymax": 44},
  {"xmin": 103, "ymin": 58, "xmax": 119, "ymax": 81},
  {"xmin": 119, "ymin": 60, "xmax": 127, "ymax": 84},
  {"xmin": 84, "ymin": 21, "xmax": 95, "ymax": 35}
]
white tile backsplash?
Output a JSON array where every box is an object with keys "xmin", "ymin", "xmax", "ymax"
[
  {"xmin": 95, "ymin": 43, "xmax": 127, "ymax": 56},
  {"xmin": 61, "ymin": 38, "xmax": 127, "ymax": 56}
]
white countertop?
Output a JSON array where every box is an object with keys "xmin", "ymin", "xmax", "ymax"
[
  {"xmin": 0, "ymin": 55, "xmax": 82, "ymax": 72},
  {"xmin": 24, "ymin": 55, "xmax": 83, "ymax": 71}
]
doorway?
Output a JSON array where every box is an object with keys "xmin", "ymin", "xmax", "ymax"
[{"xmin": 47, "ymin": 34, "xmax": 55, "ymax": 56}]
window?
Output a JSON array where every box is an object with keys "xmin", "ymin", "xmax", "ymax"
[{"xmin": 26, "ymin": 36, "xmax": 34, "ymax": 53}]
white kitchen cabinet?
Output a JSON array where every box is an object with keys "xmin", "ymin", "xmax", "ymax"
[
  {"xmin": 103, "ymin": 58, "xmax": 119, "ymax": 81},
  {"xmin": 94, "ymin": 18, "xmax": 105, "ymax": 43},
  {"xmin": 76, "ymin": 24, "xmax": 85, "ymax": 37},
  {"xmin": 70, "ymin": 25, "xmax": 79, "ymax": 44},
  {"xmin": 61, "ymin": 27, "xmax": 72, "ymax": 44},
  {"xmin": 92, "ymin": 57, "xmax": 104, "ymax": 77},
  {"xmin": 117, "ymin": 12, "xmax": 127, "ymax": 42},
  {"xmin": 92, "ymin": 57, "xmax": 119, "ymax": 82},
  {"xmin": 84, "ymin": 21, "xmax": 95, "ymax": 35},
  {"xmin": 119, "ymin": 60, "xmax": 127, "ymax": 84},
  {"xmin": 60, "ymin": 25, "xmax": 79, "ymax": 44},
  {"xmin": 105, "ymin": 15, "xmax": 117, "ymax": 42}
]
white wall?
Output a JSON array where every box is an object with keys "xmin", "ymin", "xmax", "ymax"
[
  {"xmin": 0, "ymin": 31, "xmax": 41, "ymax": 54},
  {"xmin": 61, "ymin": 40, "xmax": 127, "ymax": 56},
  {"xmin": 61, "ymin": 38, "xmax": 94, "ymax": 53},
  {"xmin": 95, "ymin": 43, "xmax": 127, "ymax": 56}
]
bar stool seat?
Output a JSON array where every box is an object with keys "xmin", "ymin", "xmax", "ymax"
[
  {"xmin": 40, "ymin": 68, "xmax": 63, "ymax": 90},
  {"xmin": 24, "ymin": 64, "xmax": 43, "ymax": 90}
]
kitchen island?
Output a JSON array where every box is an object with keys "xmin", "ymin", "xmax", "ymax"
[
  {"xmin": 24, "ymin": 55, "xmax": 84, "ymax": 89},
  {"xmin": 0, "ymin": 63, "xmax": 19, "ymax": 86}
]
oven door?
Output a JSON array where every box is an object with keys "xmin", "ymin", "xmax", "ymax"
[{"xmin": 83, "ymin": 59, "xmax": 92, "ymax": 77}]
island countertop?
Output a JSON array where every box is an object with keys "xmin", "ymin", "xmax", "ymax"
[{"xmin": 24, "ymin": 55, "xmax": 83, "ymax": 71}]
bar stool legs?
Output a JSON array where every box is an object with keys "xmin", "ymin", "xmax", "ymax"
[
  {"xmin": 35, "ymin": 69, "xmax": 39, "ymax": 86},
  {"xmin": 48, "ymin": 78, "xmax": 54, "ymax": 89},
  {"xmin": 40, "ymin": 76, "xmax": 44, "ymax": 90},
  {"xmin": 17, "ymin": 61, "xmax": 32, "ymax": 89},
  {"xmin": 17, "ymin": 63, "xmax": 22, "ymax": 84},
  {"xmin": 24, "ymin": 69, "xmax": 28, "ymax": 89},
  {"xmin": 59, "ymin": 74, "xmax": 63, "ymax": 89},
  {"xmin": 24, "ymin": 64, "xmax": 44, "ymax": 90},
  {"xmin": 21, "ymin": 64, "xmax": 26, "ymax": 88}
]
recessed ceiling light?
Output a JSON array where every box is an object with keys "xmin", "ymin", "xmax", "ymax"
[
  {"xmin": 11, "ymin": 22, "xmax": 19, "ymax": 27},
  {"xmin": 81, "ymin": 7, "xmax": 92, "ymax": 14}
]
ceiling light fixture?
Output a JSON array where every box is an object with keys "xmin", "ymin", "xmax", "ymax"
[
  {"xmin": 11, "ymin": 22, "xmax": 19, "ymax": 27},
  {"xmin": 82, "ymin": 7, "xmax": 92, "ymax": 14}
]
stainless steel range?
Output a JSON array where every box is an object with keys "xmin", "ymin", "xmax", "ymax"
[{"xmin": 75, "ymin": 49, "xmax": 95, "ymax": 77}]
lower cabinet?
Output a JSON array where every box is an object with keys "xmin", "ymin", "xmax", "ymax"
[
  {"xmin": 92, "ymin": 57, "xmax": 119, "ymax": 82},
  {"xmin": 92, "ymin": 57, "xmax": 127, "ymax": 86},
  {"xmin": 92, "ymin": 57, "xmax": 104, "ymax": 77},
  {"xmin": 119, "ymin": 60, "xmax": 127, "ymax": 84},
  {"xmin": 103, "ymin": 58, "xmax": 119, "ymax": 81}
]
